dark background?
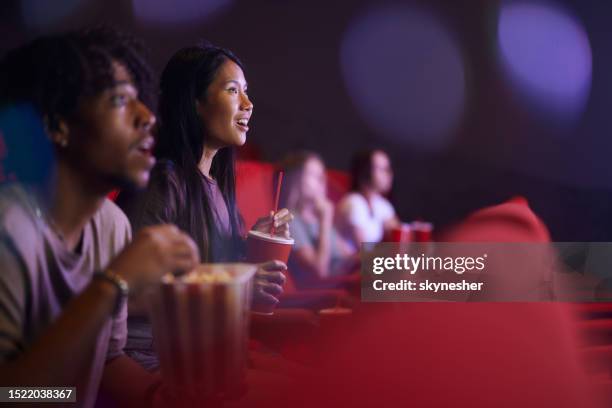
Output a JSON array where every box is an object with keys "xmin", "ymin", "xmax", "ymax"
[{"xmin": 2, "ymin": 0, "xmax": 612, "ymax": 240}]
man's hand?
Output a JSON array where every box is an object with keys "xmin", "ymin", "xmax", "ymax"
[{"xmin": 108, "ymin": 224, "xmax": 200, "ymax": 293}]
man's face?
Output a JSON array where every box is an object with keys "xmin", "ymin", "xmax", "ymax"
[{"xmin": 62, "ymin": 61, "xmax": 156, "ymax": 190}]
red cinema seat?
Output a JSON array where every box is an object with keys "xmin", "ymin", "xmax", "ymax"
[
  {"xmin": 236, "ymin": 160, "xmax": 276, "ymax": 231},
  {"xmin": 282, "ymin": 198, "xmax": 601, "ymax": 408},
  {"xmin": 326, "ymin": 169, "xmax": 350, "ymax": 205}
]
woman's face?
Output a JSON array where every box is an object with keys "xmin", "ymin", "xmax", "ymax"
[
  {"xmin": 301, "ymin": 157, "xmax": 327, "ymax": 203},
  {"xmin": 196, "ymin": 60, "xmax": 253, "ymax": 149},
  {"xmin": 370, "ymin": 150, "xmax": 393, "ymax": 194}
]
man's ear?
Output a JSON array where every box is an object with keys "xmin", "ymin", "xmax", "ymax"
[{"xmin": 44, "ymin": 115, "xmax": 69, "ymax": 148}]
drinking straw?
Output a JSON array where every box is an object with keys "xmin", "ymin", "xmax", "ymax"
[{"xmin": 270, "ymin": 171, "xmax": 284, "ymax": 235}]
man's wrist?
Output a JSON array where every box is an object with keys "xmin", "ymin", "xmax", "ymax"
[{"xmin": 93, "ymin": 269, "xmax": 129, "ymax": 317}]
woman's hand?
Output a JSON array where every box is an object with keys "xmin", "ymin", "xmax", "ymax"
[
  {"xmin": 252, "ymin": 260, "xmax": 287, "ymax": 309},
  {"xmin": 314, "ymin": 196, "xmax": 334, "ymax": 222},
  {"xmin": 252, "ymin": 208, "xmax": 293, "ymax": 239}
]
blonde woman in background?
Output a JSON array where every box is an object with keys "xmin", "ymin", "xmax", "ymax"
[{"xmin": 279, "ymin": 151, "xmax": 357, "ymax": 287}]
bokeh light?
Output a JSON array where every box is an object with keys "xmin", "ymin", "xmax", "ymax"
[
  {"xmin": 0, "ymin": 105, "xmax": 54, "ymax": 186},
  {"xmin": 132, "ymin": 0, "xmax": 232, "ymax": 25},
  {"xmin": 497, "ymin": 1, "xmax": 592, "ymax": 122},
  {"xmin": 340, "ymin": 6, "xmax": 466, "ymax": 152}
]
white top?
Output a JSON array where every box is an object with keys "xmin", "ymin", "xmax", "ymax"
[{"xmin": 336, "ymin": 192, "xmax": 395, "ymax": 244}]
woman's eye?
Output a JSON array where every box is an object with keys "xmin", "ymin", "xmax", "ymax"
[
  {"xmin": 111, "ymin": 94, "xmax": 128, "ymax": 107},
  {"xmin": 228, "ymin": 87, "xmax": 238, "ymax": 94}
]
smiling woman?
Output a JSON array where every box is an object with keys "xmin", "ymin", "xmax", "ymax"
[
  {"xmin": 116, "ymin": 43, "xmax": 292, "ymax": 371},
  {"xmin": 120, "ymin": 44, "xmax": 254, "ymax": 262}
]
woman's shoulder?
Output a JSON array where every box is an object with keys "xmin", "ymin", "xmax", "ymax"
[
  {"xmin": 372, "ymin": 193, "xmax": 395, "ymax": 215},
  {"xmin": 338, "ymin": 192, "xmax": 366, "ymax": 207}
]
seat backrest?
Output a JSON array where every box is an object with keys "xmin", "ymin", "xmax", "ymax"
[
  {"xmin": 289, "ymin": 199, "xmax": 598, "ymax": 408},
  {"xmin": 326, "ymin": 169, "xmax": 350, "ymax": 204},
  {"xmin": 438, "ymin": 196, "xmax": 551, "ymax": 242},
  {"xmin": 236, "ymin": 160, "xmax": 276, "ymax": 231}
]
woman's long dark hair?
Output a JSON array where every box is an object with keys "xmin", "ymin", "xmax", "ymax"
[
  {"xmin": 350, "ymin": 149, "xmax": 382, "ymax": 192},
  {"xmin": 155, "ymin": 44, "xmax": 244, "ymax": 261}
]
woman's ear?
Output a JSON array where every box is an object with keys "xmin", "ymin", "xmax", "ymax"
[
  {"xmin": 195, "ymin": 98, "xmax": 204, "ymax": 118},
  {"xmin": 44, "ymin": 115, "xmax": 70, "ymax": 148},
  {"xmin": 195, "ymin": 97, "xmax": 211, "ymax": 119}
]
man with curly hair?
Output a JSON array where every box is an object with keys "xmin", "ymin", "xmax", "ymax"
[{"xmin": 0, "ymin": 27, "xmax": 199, "ymax": 407}]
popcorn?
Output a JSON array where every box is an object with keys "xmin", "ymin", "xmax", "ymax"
[{"xmin": 149, "ymin": 263, "xmax": 257, "ymax": 400}]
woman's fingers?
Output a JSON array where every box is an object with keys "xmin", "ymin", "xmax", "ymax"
[
  {"xmin": 273, "ymin": 208, "xmax": 293, "ymax": 227},
  {"xmin": 254, "ymin": 290, "xmax": 280, "ymax": 307},
  {"xmin": 252, "ymin": 209, "xmax": 293, "ymax": 235},
  {"xmin": 256, "ymin": 269, "xmax": 286, "ymax": 285},
  {"xmin": 257, "ymin": 281, "xmax": 284, "ymax": 297},
  {"xmin": 259, "ymin": 260, "xmax": 287, "ymax": 272}
]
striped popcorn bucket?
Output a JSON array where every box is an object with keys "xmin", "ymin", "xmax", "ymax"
[{"xmin": 149, "ymin": 263, "xmax": 256, "ymax": 402}]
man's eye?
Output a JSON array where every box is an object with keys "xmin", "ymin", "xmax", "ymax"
[{"xmin": 111, "ymin": 94, "xmax": 128, "ymax": 106}]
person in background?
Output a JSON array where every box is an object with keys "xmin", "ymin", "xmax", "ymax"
[
  {"xmin": 336, "ymin": 149, "xmax": 400, "ymax": 248},
  {"xmin": 0, "ymin": 28, "xmax": 200, "ymax": 407},
  {"xmin": 117, "ymin": 43, "xmax": 291, "ymax": 370},
  {"xmin": 279, "ymin": 151, "xmax": 357, "ymax": 286}
]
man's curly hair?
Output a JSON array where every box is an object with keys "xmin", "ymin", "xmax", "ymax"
[{"xmin": 0, "ymin": 26, "xmax": 155, "ymax": 132}]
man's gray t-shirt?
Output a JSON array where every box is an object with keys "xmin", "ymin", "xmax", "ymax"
[{"xmin": 0, "ymin": 184, "xmax": 130, "ymax": 407}]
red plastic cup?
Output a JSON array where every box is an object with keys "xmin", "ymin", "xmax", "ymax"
[
  {"xmin": 411, "ymin": 221, "xmax": 433, "ymax": 242},
  {"xmin": 245, "ymin": 230, "xmax": 294, "ymax": 314},
  {"xmin": 245, "ymin": 230, "xmax": 294, "ymax": 264},
  {"xmin": 389, "ymin": 223, "xmax": 412, "ymax": 242}
]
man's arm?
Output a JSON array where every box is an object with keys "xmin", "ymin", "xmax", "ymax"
[
  {"xmin": 0, "ymin": 225, "xmax": 199, "ymax": 389},
  {"xmin": 0, "ymin": 277, "xmax": 118, "ymax": 386},
  {"xmin": 335, "ymin": 197, "xmax": 367, "ymax": 246}
]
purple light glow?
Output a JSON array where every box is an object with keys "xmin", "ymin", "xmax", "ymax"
[
  {"xmin": 132, "ymin": 0, "xmax": 232, "ymax": 25},
  {"xmin": 340, "ymin": 6, "xmax": 466, "ymax": 151},
  {"xmin": 498, "ymin": 2, "xmax": 592, "ymax": 121}
]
